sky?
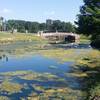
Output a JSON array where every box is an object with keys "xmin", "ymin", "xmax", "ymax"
[{"xmin": 0, "ymin": 0, "xmax": 83, "ymax": 23}]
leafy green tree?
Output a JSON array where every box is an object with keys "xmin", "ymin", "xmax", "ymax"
[
  {"xmin": 76, "ymin": 0, "xmax": 100, "ymax": 48},
  {"xmin": 25, "ymin": 21, "xmax": 31, "ymax": 32},
  {"xmin": 39, "ymin": 23, "xmax": 46, "ymax": 31},
  {"xmin": 47, "ymin": 20, "xmax": 75, "ymax": 32},
  {"xmin": 64, "ymin": 22, "xmax": 76, "ymax": 32},
  {"xmin": 29, "ymin": 22, "xmax": 39, "ymax": 33},
  {"xmin": 7, "ymin": 20, "xmax": 18, "ymax": 33},
  {"xmin": 6, "ymin": 19, "xmax": 76, "ymax": 34},
  {"xmin": 15, "ymin": 20, "xmax": 26, "ymax": 33}
]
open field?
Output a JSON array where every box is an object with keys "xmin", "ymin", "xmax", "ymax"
[{"xmin": 0, "ymin": 32, "xmax": 47, "ymax": 44}]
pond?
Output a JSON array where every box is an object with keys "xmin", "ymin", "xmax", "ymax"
[
  {"xmin": 0, "ymin": 42, "xmax": 91, "ymax": 100},
  {"xmin": 0, "ymin": 54, "xmax": 72, "ymax": 73}
]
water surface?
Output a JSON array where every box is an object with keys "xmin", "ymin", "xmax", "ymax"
[{"xmin": 0, "ymin": 42, "xmax": 91, "ymax": 99}]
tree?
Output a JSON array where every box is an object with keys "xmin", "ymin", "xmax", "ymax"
[
  {"xmin": 39, "ymin": 23, "xmax": 46, "ymax": 31},
  {"xmin": 25, "ymin": 21, "xmax": 31, "ymax": 33},
  {"xmin": 15, "ymin": 20, "xmax": 26, "ymax": 33},
  {"xmin": 0, "ymin": 17, "xmax": 4, "ymax": 31},
  {"xmin": 76, "ymin": 0, "xmax": 100, "ymax": 48},
  {"xmin": 29, "ymin": 22, "xmax": 39, "ymax": 33},
  {"xmin": 64, "ymin": 22, "xmax": 76, "ymax": 32},
  {"xmin": 6, "ymin": 19, "xmax": 75, "ymax": 34},
  {"xmin": 7, "ymin": 20, "xmax": 18, "ymax": 33},
  {"xmin": 46, "ymin": 20, "xmax": 76, "ymax": 32}
]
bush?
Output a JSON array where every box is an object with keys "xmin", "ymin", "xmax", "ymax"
[
  {"xmin": 91, "ymin": 35, "xmax": 100, "ymax": 49},
  {"xmin": 89, "ymin": 84, "xmax": 100, "ymax": 100}
]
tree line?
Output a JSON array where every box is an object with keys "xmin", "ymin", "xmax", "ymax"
[{"xmin": 0, "ymin": 18, "xmax": 76, "ymax": 33}]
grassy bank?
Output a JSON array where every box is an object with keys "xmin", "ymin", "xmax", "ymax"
[
  {"xmin": 38, "ymin": 49, "xmax": 91, "ymax": 62},
  {"xmin": 0, "ymin": 32, "xmax": 47, "ymax": 44},
  {"xmin": 74, "ymin": 49, "xmax": 100, "ymax": 100},
  {"xmin": 79, "ymin": 35, "xmax": 91, "ymax": 44},
  {"xmin": 39, "ymin": 48, "xmax": 100, "ymax": 99}
]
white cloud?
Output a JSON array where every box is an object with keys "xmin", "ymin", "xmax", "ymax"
[
  {"xmin": 0, "ymin": 8, "xmax": 12, "ymax": 14},
  {"xmin": 44, "ymin": 11, "xmax": 55, "ymax": 16}
]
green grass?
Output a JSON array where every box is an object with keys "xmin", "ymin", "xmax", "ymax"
[
  {"xmin": 0, "ymin": 32, "xmax": 47, "ymax": 44},
  {"xmin": 38, "ymin": 49, "xmax": 91, "ymax": 62},
  {"xmin": 80, "ymin": 35, "xmax": 91, "ymax": 44},
  {"xmin": 74, "ymin": 49, "xmax": 100, "ymax": 99}
]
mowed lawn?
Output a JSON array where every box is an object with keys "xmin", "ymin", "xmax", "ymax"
[{"xmin": 0, "ymin": 32, "xmax": 46, "ymax": 43}]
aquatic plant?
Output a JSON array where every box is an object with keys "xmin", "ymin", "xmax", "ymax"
[
  {"xmin": 0, "ymin": 81, "xmax": 23, "ymax": 94},
  {"xmin": 74, "ymin": 49, "xmax": 100, "ymax": 99},
  {"xmin": 0, "ymin": 96, "xmax": 10, "ymax": 100}
]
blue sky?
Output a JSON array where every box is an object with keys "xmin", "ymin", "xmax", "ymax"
[{"xmin": 0, "ymin": 0, "xmax": 83, "ymax": 23}]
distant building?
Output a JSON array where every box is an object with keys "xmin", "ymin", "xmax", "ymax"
[{"xmin": 46, "ymin": 19, "xmax": 53, "ymax": 25}]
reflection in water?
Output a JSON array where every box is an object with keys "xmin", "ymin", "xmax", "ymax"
[
  {"xmin": 5, "ymin": 56, "xmax": 8, "ymax": 62},
  {"xmin": 0, "ymin": 54, "xmax": 8, "ymax": 62},
  {"xmin": 0, "ymin": 56, "xmax": 2, "ymax": 60}
]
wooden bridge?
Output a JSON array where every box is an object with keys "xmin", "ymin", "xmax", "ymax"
[{"xmin": 37, "ymin": 32, "xmax": 80, "ymax": 43}]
